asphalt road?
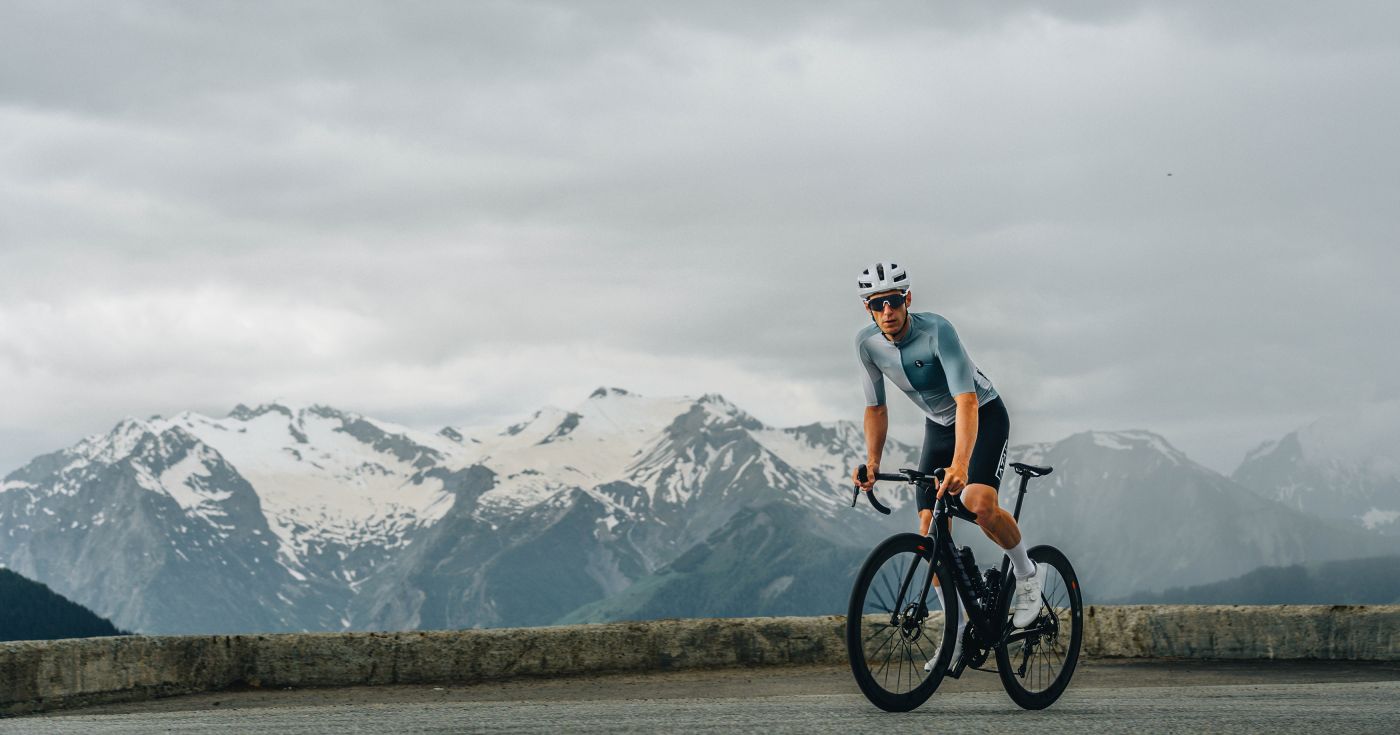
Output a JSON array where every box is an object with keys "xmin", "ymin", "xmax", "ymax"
[{"xmin": 9, "ymin": 660, "xmax": 1400, "ymax": 734}]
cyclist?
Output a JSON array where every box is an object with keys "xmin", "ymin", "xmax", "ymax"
[{"xmin": 850, "ymin": 260, "xmax": 1044, "ymax": 670}]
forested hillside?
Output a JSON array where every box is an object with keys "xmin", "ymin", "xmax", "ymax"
[
  {"xmin": 1119, "ymin": 555, "xmax": 1400, "ymax": 605},
  {"xmin": 0, "ymin": 569, "xmax": 126, "ymax": 641}
]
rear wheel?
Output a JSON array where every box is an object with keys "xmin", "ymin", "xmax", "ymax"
[
  {"xmin": 995, "ymin": 545, "xmax": 1083, "ymax": 710},
  {"xmin": 846, "ymin": 533, "xmax": 957, "ymax": 712}
]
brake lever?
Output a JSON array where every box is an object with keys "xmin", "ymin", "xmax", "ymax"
[{"xmin": 854, "ymin": 465, "xmax": 892, "ymax": 515}]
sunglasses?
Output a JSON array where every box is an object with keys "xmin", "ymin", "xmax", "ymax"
[{"xmin": 865, "ymin": 293, "xmax": 907, "ymax": 312}]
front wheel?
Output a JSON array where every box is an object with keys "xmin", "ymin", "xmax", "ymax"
[
  {"xmin": 995, "ymin": 544, "xmax": 1083, "ymax": 710},
  {"xmin": 846, "ymin": 533, "xmax": 958, "ymax": 712}
]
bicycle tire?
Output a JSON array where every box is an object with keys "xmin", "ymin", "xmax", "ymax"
[
  {"xmin": 994, "ymin": 544, "xmax": 1083, "ymax": 710},
  {"xmin": 846, "ymin": 533, "xmax": 958, "ymax": 712}
]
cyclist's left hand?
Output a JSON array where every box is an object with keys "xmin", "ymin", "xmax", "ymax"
[{"xmin": 938, "ymin": 464, "xmax": 968, "ymax": 498}]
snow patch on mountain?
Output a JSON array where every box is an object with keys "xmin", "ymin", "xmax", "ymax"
[
  {"xmin": 473, "ymin": 388, "xmax": 695, "ymax": 514},
  {"xmin": 167, "ymin": 405, "xmax": 459, "ymax": 559},
  {"xmin": 1088, "ymin": 430, "xmax": 1187, "ymax": 464},
  {"xmin": 158, "ymin": 443, "xmax": 234, "ymax": 519},
  {"xmin": 753, "ymin": 424, "xmax": 857, "ymax": 475}
]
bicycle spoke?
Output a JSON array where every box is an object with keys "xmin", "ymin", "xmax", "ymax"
[
  {"xmin": 877, "ymin": 629, "xmax": 899, "ymax": 686},
  {"xmin": 876, "ymin": 564, "xmax": 902, "ymax": 613},
  {"xmin": 865, "ymin": 625, "xmax": 899, "ymax": 662},
  {"xmin": 863, "ymin": 620, "xmax": 896, "ymax": 646},
  {"xmin": 912, "ymin": 637, "xmax": 931, "ymax": 672},
  {"xmin": 870, "ymin": 578, "xmax": 894, "ymax": 615},
  {"xmin": 873, "ymin": 564, "xmax": 902, "ymax": 613}
]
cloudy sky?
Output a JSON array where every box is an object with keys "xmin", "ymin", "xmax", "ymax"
[{"xmin": 2, "ymin": 1, "xmax": 1396, "ymax": 475}]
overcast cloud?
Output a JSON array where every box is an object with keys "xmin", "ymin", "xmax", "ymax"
[{"xmin": 2, "ymin": 0, "xmax": 1397, "ymax": 474}]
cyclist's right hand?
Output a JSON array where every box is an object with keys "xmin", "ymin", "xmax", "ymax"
[{"xmin": 853, "ymin": 462, "xmax": 879, "ymax": 491}]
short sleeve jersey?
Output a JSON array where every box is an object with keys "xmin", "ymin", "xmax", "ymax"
[{"xmin": 855, "ymin": 312, "xmax": 999, "ymax": 426}]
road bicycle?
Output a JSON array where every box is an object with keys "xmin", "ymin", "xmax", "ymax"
[{"xmin": 845, "ymin": 463, "xmax": 1083, "ymax": 711}]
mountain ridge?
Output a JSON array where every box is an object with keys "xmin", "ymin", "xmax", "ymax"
[{"xmin": 3, "ymin": 390, "xmax": 1392, "ymax": 633}]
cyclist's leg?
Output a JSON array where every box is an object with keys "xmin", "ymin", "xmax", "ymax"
[
  {"xmin": 962, "ymin": 484, "xmax": 1019, "ymax": 548},
  {"xmin": 918, "ymin": 419, "xmax": 967, "ymax": 666},
  {"xmin": 916, "ymin": 417, "xmax": 953, "ymax": 536},
  {"xmin": 956, "ymin": 398, "xmax": 1019, "ymax": 548}
]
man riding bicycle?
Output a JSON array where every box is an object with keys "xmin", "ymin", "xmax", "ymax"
[{"xmin": 850, "ymin": 260, "xmax": 1044, "ymax": 669}]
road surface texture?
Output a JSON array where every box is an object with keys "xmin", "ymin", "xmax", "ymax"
[{"xmin": 8, "ymin": 660, "xmax": 1399, "ymax": 734}]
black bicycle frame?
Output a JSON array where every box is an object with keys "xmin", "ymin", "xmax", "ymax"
[{"xmin": 866, "ymin": 467, "xmax": 1051, "ymax": 651}]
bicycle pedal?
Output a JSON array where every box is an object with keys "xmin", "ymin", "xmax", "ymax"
[{"xmin": 946, "ymin": 658, "xmax": 968, "ymax": 679}]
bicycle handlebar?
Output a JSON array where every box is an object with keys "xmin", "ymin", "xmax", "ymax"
[
  {"xmin": 852, "ymin": 465, "xmax": 977, "ymax": 521},
  {"xmin": 853, "ymin": 465, "xmax": 891, "ymax": 514}
]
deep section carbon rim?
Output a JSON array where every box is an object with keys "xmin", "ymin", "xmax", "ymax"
[
  {"xmin": 847, "ymin": 534, "xmax": 956, "ymax": 710},
  {"xmin": 995, "ymin": 545, "xmax": 1083, "ymax": 709}
]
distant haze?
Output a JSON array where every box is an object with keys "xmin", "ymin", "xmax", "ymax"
[{"xmin": 2, "ymin": 1, "xmax": 1397, "ymax": 475}]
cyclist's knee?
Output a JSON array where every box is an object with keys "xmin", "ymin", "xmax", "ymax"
[{"xmin": 961, "ymin": 484, "xmax": 999, "ymax": 519}]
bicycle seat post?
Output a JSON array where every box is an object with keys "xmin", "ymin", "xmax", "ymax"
[{"xmin": 1012, "ymin": 471, "xmax": 1030, "ymax": 523}]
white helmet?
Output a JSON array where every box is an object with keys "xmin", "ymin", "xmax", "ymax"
[{"xmin": 856, "ymin": 261, "xmax": 910, "ymax": 298}]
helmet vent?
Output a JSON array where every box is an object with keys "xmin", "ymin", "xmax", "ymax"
[{"xmin": 876, "ymin": 263, "xmax": 885, "ymax": 280}]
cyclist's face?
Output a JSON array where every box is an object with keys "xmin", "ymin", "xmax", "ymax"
[{"xmin": 865, "ymin": 290, "xmax": 910, "ymax": 337}]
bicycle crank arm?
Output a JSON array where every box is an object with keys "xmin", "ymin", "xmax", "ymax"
[{"xmin": 999, "ymin": 624, "xmax": 1057, "ymax": 646}]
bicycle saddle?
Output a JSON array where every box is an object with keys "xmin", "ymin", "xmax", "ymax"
[{"xmin": 1010, "ymin": 462, "xmax": 1053, "ymax": 477}]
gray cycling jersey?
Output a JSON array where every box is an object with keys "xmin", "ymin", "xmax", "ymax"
[{"xmin": 856, "ymin": 312, "xmax": 999, "ymax": 426}]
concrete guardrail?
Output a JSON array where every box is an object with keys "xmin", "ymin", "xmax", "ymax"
[{"xmin": 2, "ymin": 605, "xmax": 1397, "ymax": 716}]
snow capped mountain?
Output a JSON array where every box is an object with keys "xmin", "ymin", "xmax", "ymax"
[
  {"xmin": 976, "ymin": 429, "xmax": 1392, "ymax": 600},
  {"xmin": 169, "ymin": 403, "xmax": 460, "ymax": 567},
  {"xmin": 5, "ymin": 391, "xmax": 1386, "ymax": 634},
  {"xmin": 465, "ymin": 387, "xmax": 696, "ymax": 514},
  {"xmin": 0, "ymin": 417, "xmax": 316, "ymax": 633},
  {"xmin": 0, "ymin": 388, "xmax": 912, "ymax": 633},
  {"xmin": 1233, "ymin": 401, "xmax": 1400, "ymax": 534}
]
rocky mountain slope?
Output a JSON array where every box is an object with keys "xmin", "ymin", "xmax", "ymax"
[
  {"xmin": 557, "ymin": 429, "xmax": 1394, "ymax": 620},
  {"xmin": 0, "ymin": 388, "xmax": 915, "ymax": 633},
  {"xmin": 1233, "ymin": 400, "xmax": 1400, "ymax": 535}
]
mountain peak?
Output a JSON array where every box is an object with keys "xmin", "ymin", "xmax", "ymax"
[
  {"xmin": 1066, "ymin": 429, "xmax": 1188, "ymax": 463},
  {"xmin": 588, "ymin": 386, "xmax": 633, "ymax": 400},
  {"xmin": 71, "ymin": 417, "xmax": 161, "ymax": 464},
  {"xmin": 228, "ymin": 402, "xmax": 294, "ymax": 421}
]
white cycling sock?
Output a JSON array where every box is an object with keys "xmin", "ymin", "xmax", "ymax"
[
  {"xmin": 1007, "ymin": 541, "xmax": 1037, "ymax": 579},
  {"xmin": 932, "ymin": 585, "xmax": 968, "ymax": 633}
]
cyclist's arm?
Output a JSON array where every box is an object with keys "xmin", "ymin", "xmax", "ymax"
[
  {"xmin": 950, "ymin": 392, "xmax": 979, "ymax": 473},
  {"xmin": 864, "ymin": 404, "xmax": 888, "ymax": 466},
  {"xmin": 855, "ymin": 337, "xmax": 889, "ymax": 489},
  {"xmin": 857, "ymin": 404, "xmax": 887, "ymax": 490},
  {"xmin": 936, "ymin": 317, "xmax": 980, "ymax": 477}
]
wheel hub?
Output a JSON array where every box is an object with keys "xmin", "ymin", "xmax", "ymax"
[{"xmin": 897, "ymin": 601, "xmax": 926, "ymax": 641}]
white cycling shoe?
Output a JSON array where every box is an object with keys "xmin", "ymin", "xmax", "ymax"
[
  {"xmin": 924, "ymin": 628, "xmax": 964, "ymax": 672},
  {"xmin": 1011, "ymin": 563, "xmax": 1045, "ymax": 628}
]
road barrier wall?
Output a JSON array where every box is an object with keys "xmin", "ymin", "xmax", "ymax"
[{"xmin": 2, "ymin": 605, "xmax": 1397, "ymax": 716}]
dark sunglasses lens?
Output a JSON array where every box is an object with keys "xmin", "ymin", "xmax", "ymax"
[{"xmin": 869, "ymin": 294, "xmax": 905, "ymax": 311}]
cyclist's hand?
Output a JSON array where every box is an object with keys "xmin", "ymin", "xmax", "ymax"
[
  {"xmin": 938, "ymin": 464, "xmax": 968, "ymax": 498},
  {"xmin": 853, "ymin": 462, "xmax": 878, "ymax": 491}
]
